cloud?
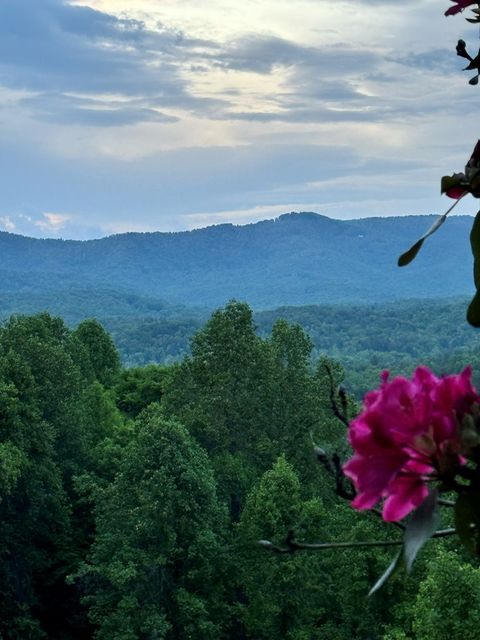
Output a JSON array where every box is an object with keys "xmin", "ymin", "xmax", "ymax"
[
  {"xmin": 0, "ymin": 216, "xmax": 15, "ymax": 231},
  {"xmin": 33, "ymin": 212, "xmax": 71, "ymax": 232},
  {"xmin": 0, "ymin": 0, "xmax": 221, "ymax": 125},
  {"xmin": 225, "ymin": 106, "xmax": 387, "ymax": 124},
  {"xmin": 20, "ymin": 92, "xmax": 178, "ymax": 126},
  {"xmin": 0, "ymin": 0, "xmax": 476, "ymax": 239},
  {"xmin": 216, "ymin": 35, "xmax": 380, "ymax": 76},
  {"xmin": 0, "ymin": 0, "xmax": 465, "ymax": 134},
  {"xmin": 0, "ymin": 134, "xmax": 437, "ymax": 239},
  {"xmin": 0, "ymin": 210, "xmax": 105, "ymax": 239},
  {"xmin": 395, "ymin": 48, "xmax": 459, "ymax": 74},
  {"xmin": 204, "ymin": 33, "xmax": 469, "ymax": 125}
]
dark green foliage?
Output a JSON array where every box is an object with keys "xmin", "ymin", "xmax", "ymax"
[
  {"xmin": 0, "ymin": 360, "xmax": 72, "ymax": 639},
  {"xmin": 163, "ymin": 302, "xmax": 273, "ymax": 505},
  {"xmin": 77, "ymin": 407, "xmax": 228, "ymax": 640},
  {"xmin": 468, "ymin": 211, "xmax": 480, "ymax": 325},
  {"xmin": 237, "ymin": 458, "xmax": 420, "ymax": 640},
  {"xmin": 73, "ymin": 319, "xmax": 121, "ymax": 387},
  {"xmin": 0, "ymin": 314, "xmax": 89, "ymax": 481},
  {"xmin": 107, "ymin": 316, "xmax": 203, "ymax": 367},
  {"xmin": 63, "ymin": 297, "xmax": 480, "ymax": 399},
  {"xmin": 237, "ymin": 457, "xmax": 330, "ymax": 639},
  {"xmin": 412, "ymin": 549, "xmax": 480, "ymax": 639},
  {"xmin": 114, "ymin": 364, "xmax": 168, "ymax": 418},
  {"xmin": 255, "ymin": 298, "xmax": 480, "ymax": 399},
  {"xmin": 0, "ymin": 313, "xmax": 124, "ymax": 639},
  {"xmin": 0, "ymin": 303, "xmax": 478, "ymax": 639},
  {"xmin": 454, "ymin": 490, "xmax": 480, "ymax": 554},
  {"xmin": 163, "ymin": 302, "xmax": 329, "ymax": 514}
]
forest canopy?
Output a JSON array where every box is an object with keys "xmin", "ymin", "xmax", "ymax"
[{"xmin": 0, "ymin": 303, "xmax": 476, "ymax": 639}]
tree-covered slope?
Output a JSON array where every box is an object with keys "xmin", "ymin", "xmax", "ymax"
[
  {"xmin": 0, "ymin": 212, "xmax": 475, "ymax": 309},
  {"xmin": 99, "ymin": 297, "xmax": 480, "ymax": 398}
]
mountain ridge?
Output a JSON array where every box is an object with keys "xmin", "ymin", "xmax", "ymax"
[{"xmin": 0, "ymin": 211, "xmax": 475, "ymax": 310}]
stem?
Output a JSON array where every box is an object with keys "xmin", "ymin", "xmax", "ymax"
[
  {"xmin": 323, "ymin": 363, "xmax": 349, "ymax": 427},
  {"xmin": 259, "ymin": 539, "xmax": 403, "ymax": 554},
  {"xmin": 259, "ymin": 528, "xmax": 456, "ymax": 554},
  {"xmin": 432, "ymin": 528, "xmax": 456, "ymax": 538},
  {"xmin": 438, "ymin": 498, "xmax": 455, "ymax": 507},
  {"xmin": 442, "ymin": 192, "xmax": 466, "ymax": 216}
]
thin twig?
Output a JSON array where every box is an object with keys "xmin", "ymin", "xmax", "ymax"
[
  {"xmin": 438, "ymin": 498, "xmax": 455, "ymax": 507},
  {"xmin": 332, "ymin": 452, "xmax": 355, "ymax": 500},
  {"xmin": 324, "ymin": 363, "xmax": 349, "ymax": 427},
  {"xmin": 259, "ymin": 528, "xmax": 456, "ymax": 555},
  {"xmin": 259, "ymin": 539, "xmax": 403, "ymax": 554},
  {"xmin": 432, "ymin": 528, "xmax": 456, "ymax": 538}
]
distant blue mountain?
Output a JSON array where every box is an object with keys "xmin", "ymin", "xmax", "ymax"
[{"xmin": 0, "ymin": 212, "xmax": 475, "ymax": 311}]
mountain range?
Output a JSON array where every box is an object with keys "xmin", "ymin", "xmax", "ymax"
[{"xmin": 0, "ymin": 212, "xmax": 476, "ymax": 318}]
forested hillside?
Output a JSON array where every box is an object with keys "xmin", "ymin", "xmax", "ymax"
[
  {"xmin": 2, "ymin": 213, "xmax": 479, "ymax": 639},
  {"xmin": 0, "ymin": 213, "xmax": 475, "ymax": 310},
  {"xmin": 1, "ymin": 303, "xmax": 476, "ymax": 640},
  {"xmin": 99, "ymin": 297, "xmax": 480, "ymax": 397}
]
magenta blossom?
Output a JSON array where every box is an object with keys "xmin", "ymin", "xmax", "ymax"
[
  {"xmin": 445, "ymin": 0, "xmax": 478, "ymax": 16},
  {"xmin": 343, "ymin": 366, "xmax": 479, "ymax": 521}
]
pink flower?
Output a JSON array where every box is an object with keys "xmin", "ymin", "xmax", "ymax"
[
  {"xmin": 343, "ymin": 367, "xmax": 478, "ymax": 521},
  {"xmin": 445, "ymin": 184, "xmax": 468, "ymax": 199},
  {"xmin": 445, "ymin": 0, "xmax": 477, "ymax": 16}
]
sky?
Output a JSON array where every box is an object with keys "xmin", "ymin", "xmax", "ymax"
[{"xmin": 0, "ymin": 0, "xmax": 479, "ymax": 239}]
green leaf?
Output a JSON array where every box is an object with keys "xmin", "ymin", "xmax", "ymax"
[
  {"xmin": 467, "ymin": 213, "xmax": 480, "ymax": 327},
  {"xmin": 398, "ymin": 239, "xmax": 424, "ymax": 267},
  {"xmin": 467, "ymin": 292, "xmax": 480, "ymax": 327},
  {"xmin": 368, "ymin": 550, "xmax": 402, "ymax": 597},
  {"xmin": 440, "ymin": 175, "xmax": 464, "ymax": 195},
  {"xmin": 470, "ymin": 212, "xmax": 480, "ymax": 289},
  {"xmin": 403, "ymin": 489, "xmax": 439, "ymax": 573},
  {"xmin": 454, "ymin": 491, "xmax": 480, "ymax": 555},
  {"xmin": 397, "ymin": 197, "xmax": 464, "ymax": 267}
]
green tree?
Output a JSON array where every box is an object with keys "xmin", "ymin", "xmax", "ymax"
[
  {"xmin": 267, "ymin": 320, "xmax": 326, "ymax": 485},
  {"xmin": 0, "ymin": 314, "xmax": 124, "ymax": 639},
  {"xmin": 115, "ymin": 364, "xmax": 168, "ymax": 418},
  {"xmin": 0, "ymin": 314, "xmax": 88, "ymax": 483},
  {"xmin": 164, "ymin": 301, "xmax": 273, "ymax": 516},
  {"xmin": 78, "ymin": 406, "xmax": 228, "ymax": 640},
  {"xmin": 0, "ymin": 355, "xmax": 73, "ymax": 639},
  {"xmin": 412, "ymin": 548, "xmax": 480, "ymax": 640},
  {"xmin": 73, "ymin": 319, "xmax": 121, "ymax": 388},
  {"xmin": 237, "ymin": 456, "xmax": 331, "ymax": 640}
]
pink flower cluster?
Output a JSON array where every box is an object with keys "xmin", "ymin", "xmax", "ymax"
[{"xmin": 343, "ymin": 367, "xmax": 479, "ymax": 521}]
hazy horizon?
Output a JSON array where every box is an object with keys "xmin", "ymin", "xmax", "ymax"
[
  {"xmin": 0, "ymin": 0, "xmax": 478, "ymax": 239},
  {"xmin": 0, "ymin": 209, "xmax": 475, "ymax": 242}
]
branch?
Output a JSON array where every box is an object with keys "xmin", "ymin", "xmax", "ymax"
[
  {"xmin": 432, "ymin": 528, "xmax": 456, "ymax": 538},
  {"xmin": 323, "ymin": 363, "xmax": 349, "ymax": 427},
  {"xmin": 438, "ymin": 498, "xmax": 455, "ymax": 507},
  {"xmin": 259, "ymin": 539, "xmax": 403, "ymax": 554},
  {"xmin": 312, "ymin": 440, "xmax": 355, "ymax": 501},
  {"xmin": 259, "ymin": 528, "xmax": 457, "ymax": 555},
  {"xmin": 331, "ymin": 452, "xmax": 355, "ymax": 500}
]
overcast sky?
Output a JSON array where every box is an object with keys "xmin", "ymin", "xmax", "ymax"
[{"xmin": 0, "ymin": 0, "xmax": 479, "ymax": 238}]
